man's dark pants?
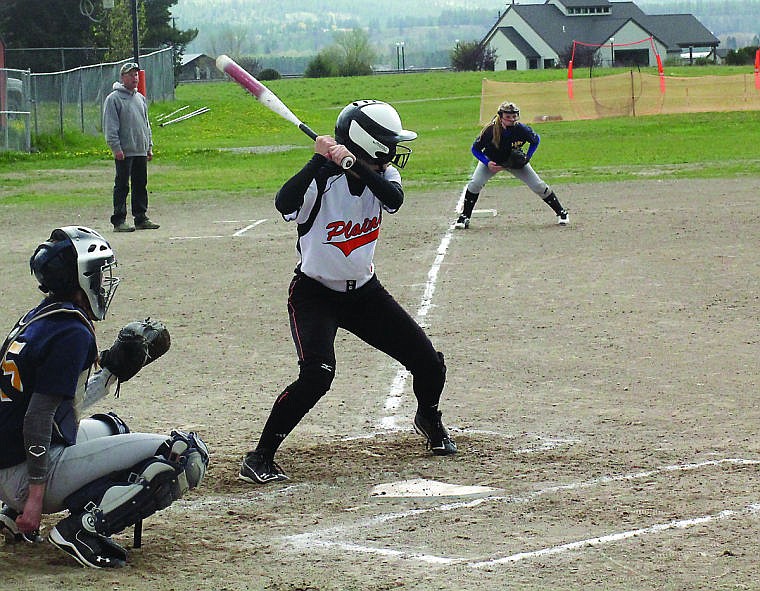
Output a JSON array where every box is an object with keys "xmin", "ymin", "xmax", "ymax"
[{"xmin": 111, "ymin": 156, "xmax": 148, "ymax": 226}]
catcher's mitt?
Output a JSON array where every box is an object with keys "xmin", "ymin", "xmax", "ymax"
[
  {"xmin": 99, "ymin": 318, "xmax": 171, "ymax": 382},
  {"xmin": 503, "ymin": 149, "xmax": 529, "ymax": 169}
]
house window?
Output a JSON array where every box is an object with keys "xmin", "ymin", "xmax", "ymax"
[
  {"xmin": 506, "ymin": 60, "xmax": 517, "ymax": 70},
  {"xmin": 529, "ymin": 58, "xmax": 538, "ymax": 69},
  {"xmin": 544, "ymin": 58, "xmax": 555, "ymax": 69}
]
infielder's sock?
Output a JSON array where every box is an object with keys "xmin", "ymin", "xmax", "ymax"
[
  {"xmin": 462, "ymin": 190, "xmax": 479, "ymax": 218},
  {"xmin": 543, "ymin": 192, "xmax": 565, "ymax": 215}
]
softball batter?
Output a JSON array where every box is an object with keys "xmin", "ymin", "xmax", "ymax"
[
  {"xmin": 240, "ymin": 100, "xmax": 457, "ymax": 485},
  {"xmin": 455, "ymin": 100, "xmax": 569, "ymax": 229}
]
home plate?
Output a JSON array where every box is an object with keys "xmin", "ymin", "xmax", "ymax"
[
  {"xmin": 472, "ymin": 208, "xmax": 497, "ymax": 218},
  {"xmin": 370, "ymin": 478, "xmax": 499, "ymax": 499}
]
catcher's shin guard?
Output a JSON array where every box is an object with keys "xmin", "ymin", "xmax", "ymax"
[
  {"xmin": 155, "ymin": 430, "xmax": 210, "ymax": 492},
  {"xmin": 63, "ymin": 431, "xmax": 209, "ymax": 537}
]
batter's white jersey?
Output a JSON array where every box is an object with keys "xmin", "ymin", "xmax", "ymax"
[{"xmin": 283, "ymin": 166, "xmax": 402, "ymax": 292}]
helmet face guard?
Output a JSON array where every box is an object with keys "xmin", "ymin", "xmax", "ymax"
[
  {"xmin": 30, "ymin": 226, "xmax": 120, "ymax": 320},
  {"xmin": 498, "ymin": 102, "xmax": 520, "ymax": 122},
  {"xmin": 335, "ymin": 100, "xmax": 417, "ymax": 168}
]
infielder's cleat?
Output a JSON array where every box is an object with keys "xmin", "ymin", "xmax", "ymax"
[
  {"xmin": 239, "ymin": 450, "xmax": 289, "ymax": 484},
  {"xmin": 557, "ymin": 210, "xmax": 570, "ymax": 225},
  {"xmin": 49, "ymin": 514, "xmax": 127, "ymax": 568},
  {"xmin": 414, "ymin": 410, "xmax": 457, "ymax": 456},
  {"xmin": 454, "ymin": 215, "xmax": 470, "ymax": 229},
  {"xmin": 0, "ymin": 504, "xmax": 42, "ymax": 544}
]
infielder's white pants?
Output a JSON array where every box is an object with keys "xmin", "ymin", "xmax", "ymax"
[{"xmin": 467, "ymin": 161, "xmax": 552, "ymax": 199}]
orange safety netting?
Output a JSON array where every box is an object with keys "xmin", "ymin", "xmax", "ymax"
[{"xmin": 481, "ymin": 72, "xmax": 760, "ymax": 124}]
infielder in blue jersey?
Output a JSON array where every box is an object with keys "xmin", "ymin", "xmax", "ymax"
[{"xmin": 455, "ymin": 100, "xmax": 569, "ymax": 229}]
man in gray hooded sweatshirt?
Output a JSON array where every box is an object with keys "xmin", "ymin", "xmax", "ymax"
[{"xmin": 103, "ymin": 63, "xmax": 160, "ymax": 232}]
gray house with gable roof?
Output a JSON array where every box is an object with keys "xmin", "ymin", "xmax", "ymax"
[{"xmin": 482, "ymin": 0, "xmax": 720, "ymax": 70}]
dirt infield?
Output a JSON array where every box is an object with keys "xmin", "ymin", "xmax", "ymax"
[{"xmin": 1, "ymin": 174, "xmax": 759, "ymax": 591}]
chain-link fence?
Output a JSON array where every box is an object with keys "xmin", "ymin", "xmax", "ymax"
[
  {"xmin": 0, "ymin": 68, "xmax": 31, "ymax": 152},
  {"xmin": 0, "ymin": 46, "xmax": 175, "ymax": 152}
]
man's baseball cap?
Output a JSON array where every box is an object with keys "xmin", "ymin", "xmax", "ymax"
[{"xmin": 120, "ymin": 62, "xmax": 139, "ymax": 75}]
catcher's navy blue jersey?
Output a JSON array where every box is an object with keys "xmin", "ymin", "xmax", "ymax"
[
  {"xmin": 0, "ymin": 301, "xmax": 96, "ymax": 469},
  {"xmin": 472, "ymin": 122, "xmax": 540, "ymax": 166}
]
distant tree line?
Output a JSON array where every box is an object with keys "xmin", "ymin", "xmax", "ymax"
[{"xmin": 0, "ymin": 0, "xmax": 197, "ymax": 76}]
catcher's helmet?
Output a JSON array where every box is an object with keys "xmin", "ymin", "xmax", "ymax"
[
  {"xmin": 334, "ymin": 100, "xmax": 417, "ymax": 168},
  {"xmin": 30, "ymin": 226, "xmax": 120, "ymax": 320},
  {"xmin": 498, "ymin": 101, "xmax": 520, "ymax": 120}
]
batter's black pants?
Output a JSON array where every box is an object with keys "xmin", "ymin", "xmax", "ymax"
[{"xmin": 256, "ymin": 272, "xmax": 446, "ymax": 453}]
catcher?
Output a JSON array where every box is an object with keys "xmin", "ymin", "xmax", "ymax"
[
  {"xmin": 454, "ymin": 100, "xmax": 569, "ymax": 229},
  {"xmin": 0, "ymin": 226, "xmax": 208, "ymax": 568}
]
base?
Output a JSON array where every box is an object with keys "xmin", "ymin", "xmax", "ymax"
[{"xmin": 471, "ymin": 208, "xmax": 497, "ymax": 218}]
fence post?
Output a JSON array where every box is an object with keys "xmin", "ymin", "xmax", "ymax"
[
  {"xmin": 32, "ymin": 73, "xmax": 38, "ymax": 137},
  {"xmin": 630, "ymin": 69, "xmax": 636, "ymax": 117},
  {"xmin": 80, "ymin": 70, "xmax": 85, "ymax": 133},
  {"xmin": 58, "ymin": 75, "xmax": 64, "ymax": 137}
]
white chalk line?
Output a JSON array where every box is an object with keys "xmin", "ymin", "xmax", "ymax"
[
  {"xmin": 380, "ymin": 189, "xmax": 465, "ymax": 430},
  {"xmin": 282, "ymin": 458, "xmax": 760, "ymax": 567},
  {"xmin": 169, "ymin": 218, "xmax": 268, "ymax": 240},
  {"xmin": 469, "ymin": 502, "xmax": 760, "ymax": 568},
  {"xmin": 232, "ymin": 219, "xmax": 267, "ymax": 236}
]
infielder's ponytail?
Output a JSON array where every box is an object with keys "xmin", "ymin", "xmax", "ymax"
[{"xmin": 475, "ymin": 114, "xmax": 502, "ymax": 147}]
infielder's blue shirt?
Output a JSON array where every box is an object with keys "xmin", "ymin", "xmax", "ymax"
[{"xmin": 472, "ymin": 122, "xmax": 540, "ymax": 166}]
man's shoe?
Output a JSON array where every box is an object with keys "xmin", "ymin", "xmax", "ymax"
[
  {"xmin": 239, "ymin": 450, "xmax": 289, "ymax": 484},
  {"xmin": 557, "ymin": 210, "xmax": 570, "ymax": 225},
  {"xmin": 113, "ymin": 222, "xmax": 135, "ymax": 232},
  {"xmin": 0, "ymin": 504, "xmax": 42, "ymax": 543},
  {"xmin": 454, "ymin": 214, "xmax": 470, "ymax": 229},
  {"xmin": 49, "ymin": 514, "xmax": 127, "ymax": 568},
  {"xmin": 414, "ymin": 410, "xmax": 457, "ymax": 456},
  {"xmin": 135, "ymin": 218, "xmax": 160, "ymax": 230}
]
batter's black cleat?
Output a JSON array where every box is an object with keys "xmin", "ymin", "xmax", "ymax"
[
  {"xmin": 1, "ymin": 504, "xmax": 42, "ymax": 544},
  {"xmin": 454, "ymin": 214, "xmax": 470, "ymax": 229},
  {"xmin": 239, "ymin": 450, "xmax": 289, "ymax": 484},
  {"xmin": 557, "ymin": 209, "xmax": 570, "ymax": 225},
  {"xmin": 414, "ymin": 410, "xmax": 457, "ymax": 456},
  {"xmin": 49, "ymin": 514, "xmax": 127, "ymax": 568}
]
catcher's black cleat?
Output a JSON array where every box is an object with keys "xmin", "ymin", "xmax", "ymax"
[
  {"xmin": 557, "ymin": 209, "xmax": 570, "ymax": 225},
  {"xmin": 0, "ymin": 504, "xmax": 42, "ymax": 544},
  {"xmin": 239, "ymin": 450, "xmax": 289, "ymax": 484},
  {"xmin": 49, "ymin": 514, "xmax": 127, "ymax": 568},
  {"xmin": 454, "ymin": 214, "xmax": 470, "ymax": 230},
  {"xmin": 414, "ymin": 410, "xmax": 457, "ymax": 456}
]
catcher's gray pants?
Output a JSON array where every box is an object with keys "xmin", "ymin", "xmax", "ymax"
[
  {"xmin": 467, "ymin": 161, "xmax": 551, "ymax": 199},
  {"xmin": 0, "ymin": 420, "xmax": 166, "ymax": 514}
]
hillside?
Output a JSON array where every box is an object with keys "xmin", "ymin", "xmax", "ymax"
[
  {"xmin": 172, "ymin": 0, "xmax": 513, "ymax": 72},
  {"xmin": 171, "ymin": 0, "xmax": 760, "ymax": 72}
]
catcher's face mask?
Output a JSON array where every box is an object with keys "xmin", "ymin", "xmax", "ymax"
[
  {"xmin": 64, "ymin": 226, "xmax": 120, "ymax": 321},
  {"xmin": 86, "ymin": 260, "xmax": 120, "ymax": 321},
  {"xmin": 499, "ymin": 109, "xmax": 520, "ymax": 124}
]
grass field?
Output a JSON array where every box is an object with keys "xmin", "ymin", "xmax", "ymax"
[{"xmin": 1, "ymin": 66, "xmax": 759, "ymax": 208}]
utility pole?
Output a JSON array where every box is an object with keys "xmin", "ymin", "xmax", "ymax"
[{"xmin": 130, "ymin": 0, "xmax": 140, "ymax": 66}]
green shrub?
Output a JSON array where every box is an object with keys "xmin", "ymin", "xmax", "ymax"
[{"xmin": 258, "ymin": 68, "xmax": 281, "ymax": 81}]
